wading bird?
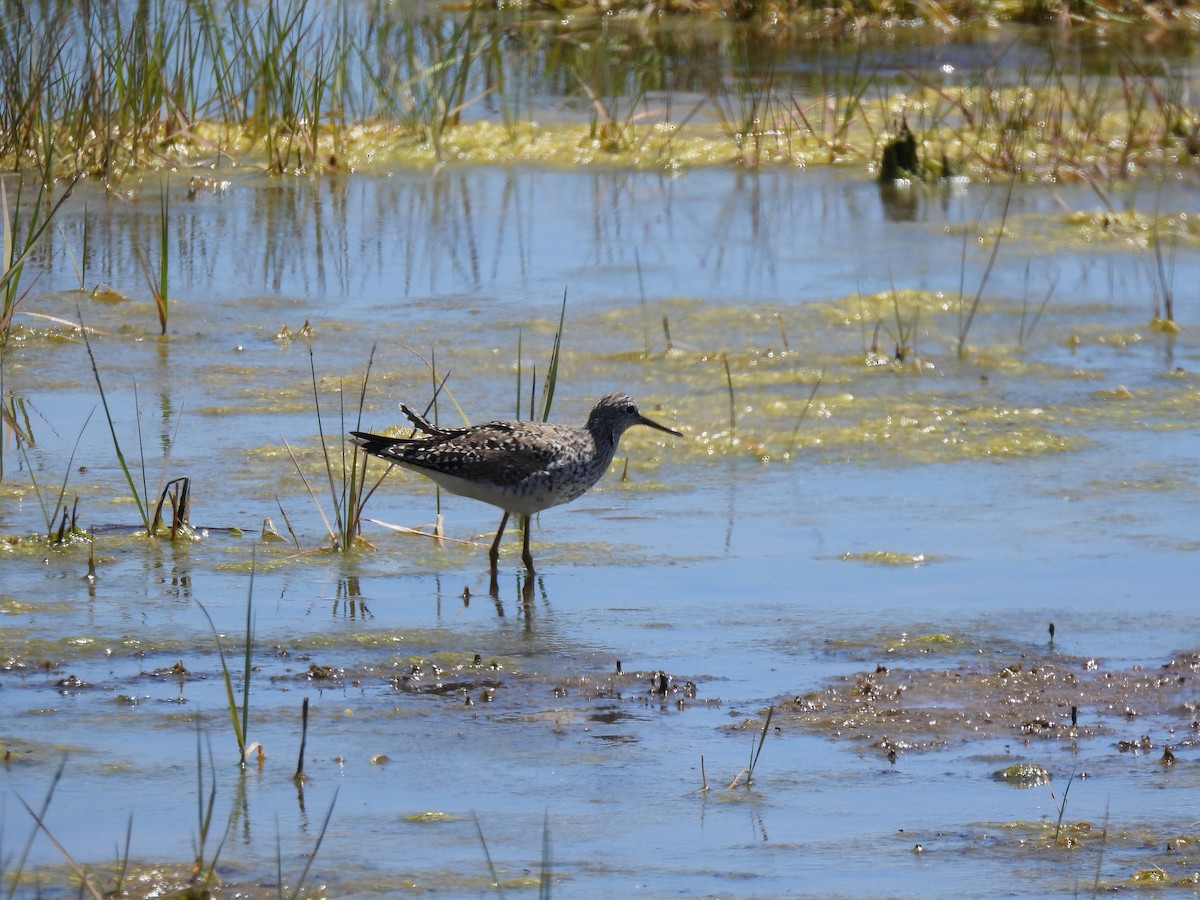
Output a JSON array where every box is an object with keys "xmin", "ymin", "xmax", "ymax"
[{"xmin": 350, "ymin": 392, "xmax": 681, "ymax": 573}]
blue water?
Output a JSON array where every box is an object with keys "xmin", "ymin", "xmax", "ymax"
[{"xmin": 3, "ymin": 164, "xmax": 1200, "ymax": 897}]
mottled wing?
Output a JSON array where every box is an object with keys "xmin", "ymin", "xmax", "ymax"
[{"xmin": 352, "ymin": 421, "xmax": 575, "ymax": 488}]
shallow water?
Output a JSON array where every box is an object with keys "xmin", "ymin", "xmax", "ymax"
[{"xmin": 4, "ymin": 161, "xmax": 1200, "ymax": 898}]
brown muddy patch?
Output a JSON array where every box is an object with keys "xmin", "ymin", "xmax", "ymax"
[
  {"xmin": 745, "ymin": 640, "xmax": 1200, "ymax": 891},
  {"xmin": 751, "ymin": 647, "xmax": 1200, "ymax": 759},
  {"xmin": 942, "ymin": 818, "xmax": 1200, "ymax": 894},
  {"xmin": 268, "ymin": 652, "xmax": 709, "ymax": 730}
]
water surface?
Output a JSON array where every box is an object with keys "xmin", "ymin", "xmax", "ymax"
[{"xmin": 3, "ymin": 162, "xmax": 1200, "ymax": 897}]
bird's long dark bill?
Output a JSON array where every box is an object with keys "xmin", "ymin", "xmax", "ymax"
[{"xmin": 639, "ymin": 415, "xmax": 682, "ymax": 437}]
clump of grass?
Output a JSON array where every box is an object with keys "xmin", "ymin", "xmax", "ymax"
[
  {"xmin": 2, "ymin": 0, "xmax": 497, "ymax": 178},
  {"xmin": 790, "ymin": 45, "xmax": 876, "ymax": 165},
  {"xmin": 705, "ymin": 43, "xmax": 787, "ymax": 166},
  {"xmin": 872, "ymin": 281, "xmax": 921, "ymax": 363},
  {"xmin": 285, "ymin": 347, "xmax": 385, "ymax": 552},
  {"xmin": 572, "ymin": 38, "xmax": 661, "ymax": 154},
  {"xmin": 79, "ymin": 313, "xmax": 192, "ymax": 538},
  {"xmin": 14, "ymin": 410, "xmax": 94, "ymax": 544},
  {"xmin": 220, "ymin": 0, "xmax": 351, "ymax": 173},
  {"xmin": 187, "ymin": 726, "xmax": 233, "ymax": 893},
  {"xmin": 150, "ymin": 476, "xmax": 192, "ymax": 538}
]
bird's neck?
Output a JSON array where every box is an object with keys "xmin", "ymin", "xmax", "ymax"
[{"xmin": 587, "ymin": 424, "xmax": 620, "ymax": 465}]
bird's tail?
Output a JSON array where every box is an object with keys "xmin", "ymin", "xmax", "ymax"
[{"xmin": 348, "ymin": 431, "xmax": 399, "ymax": 456}]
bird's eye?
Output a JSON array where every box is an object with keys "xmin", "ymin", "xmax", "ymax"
[{"xmin": 625, "ymin": 404, "xmax": 637, "ymax": 415}]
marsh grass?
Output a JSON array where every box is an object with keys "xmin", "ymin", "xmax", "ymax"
[
  {"xmin": 312, "ymin": 348, "xmax": 374, "ymax": 551},
  {"xmin": 571, "ymin": 37, "xmax": 666, "ymax": 155},
  {"xmin": 728, "ymin": 705, "xmax": 774, "ymax": 788},
  {"xmin": 187, "ymin": 727, "xmax": 233, "ymax": 893},
  {"xmin": 10, "ymin": 761, "xmax": 107, "ymax": 900},
  {"xmin": 788, "ymin": 45, "xmax": 876, "ymax": 164},
  {"xmin": 3, "ymin": 0, "xmax": 497, "ymax": 177},
  {"xmin": 78, "ymin": 318, "xmax": 192, "ymax": 538},
  {"xmin": 280, "ymin": 790, "xmax": 338, "ymax": 900},
  {"xmin": 538, "ymin": 810, "xmax": 553, "ymax": 900},
  {"xmin": 5, "ymin": 0, "xmax": 1200, "ymax": 181},
  {"xmin": 783, "ymin": 369, "xmax": 823, "ymax": 459},
  {"xmin": 472, "ymin": 812, "xmax": 504, "ymax": 896},
  {"xmin": 286, "ymin": 347, "xmax": 384, "ymax": 552},
  {"xmin": 538, "ymin": 290, "xmax": 567, "ymax": 424},
  {"xmin": 80, "ymin": 317, "xmax": 150, "ymax": 531},
  {"xmin": 1, "ymin": 173, "xmax": 78, "ymax": 343},
  {"xmin": 706, "ymin": 44, "xmax": 787, "ymax": 166},
  {"xmin": 294, "ymin": 696, "xmax": 310, "ymax": 782},
  {"xmin": 151, "ymin": 476, "xmax": 192, "ymax": 537},
  {"xmin": 1018, "ymin": 262, "xmax": 1057, "ymax": 348},
  {"xmin": 133, "ymin": 180, "xmax": 171, "ymax": 336},
  {"xmin": 721, "ymin": 352, "xmax": 736, "ymax": 447},
  {"xmin": 956, "ymin": 175, "xmax": 1015, "ymax": 358},
  {"xmin": 5, "ymin": 741, "xmax": 330, "ymax": 899},
  {"xmin": 1052, "ymin": 769, "xmax": 1076, "ymax": 844},
  {"xmin": 876, "ymin": 282, "xmax": 921, "ymax": 363},
  {"xmin": 911, "ymin": 47, "xmax": 1200, "ymax": 182},
  {"xmin": 1147, "ymin": 181, "xmax": 1181, "ymax": 330},
  {"xmin": 15, "ymin": 409, "xmax": 94, "ymax": 544},
  {"xmin": 231, "ymin": 0, "xmax": 342, "ymax": 173}
]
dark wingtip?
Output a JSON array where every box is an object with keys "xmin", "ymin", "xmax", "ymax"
[{"xmin": 348, "ymin": 431, "xmax": 394, "ymax": 455}]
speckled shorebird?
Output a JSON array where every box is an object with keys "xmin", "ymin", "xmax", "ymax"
[{"xmin": 350, "ymin": 393, "xmax": 681, "ymax": 573}]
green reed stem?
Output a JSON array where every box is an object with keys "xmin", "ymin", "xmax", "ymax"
[
  {"xmin": 79, "ymin": 314, "xmax": 149, "ymax": 529},
  {"xmin": 538, "ymin": 288, "xmax": 567, "ymax": 423},
  {"xmin": 1, "ymin": 173, "xmax": 78, "ymax": 343},
  {"xmin": 957, "ymin": 172, "xmax": 1015, "ymax": 358},
  {"xmin": 18, "ymin": 409, "xmax": 94, "ymax": 541},
  {"xmin": 5, "ymin": 759, "xmax": 67, "ymax": 900},
  {"xmin": 1053, "ymin": 769, "xmax": 1076, "ymax": 843},
  {"xmin": 287, "ymin": 790, "xmax": 339, "ymax": 900},
  {"xmin": 12, "ymin": 760, "xmax": 105, "ymax": 900},
  {"xmin": 722, "ymin": 352, "xmax": 735, "ymax": 444},
  {"xmin": 195, "ymin": 558, "xmax": 255, "ymax": 766},
  {"xmin": 155, "ymin": 181, "xmax": 170, "ymax": 334},
  {"xmin": 747, "ymin": 704, "xmax": 774, "ymax": 783},
  {"xmin": 189, "ymin": 723, "xmax": 232, "ymax": 891}
]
